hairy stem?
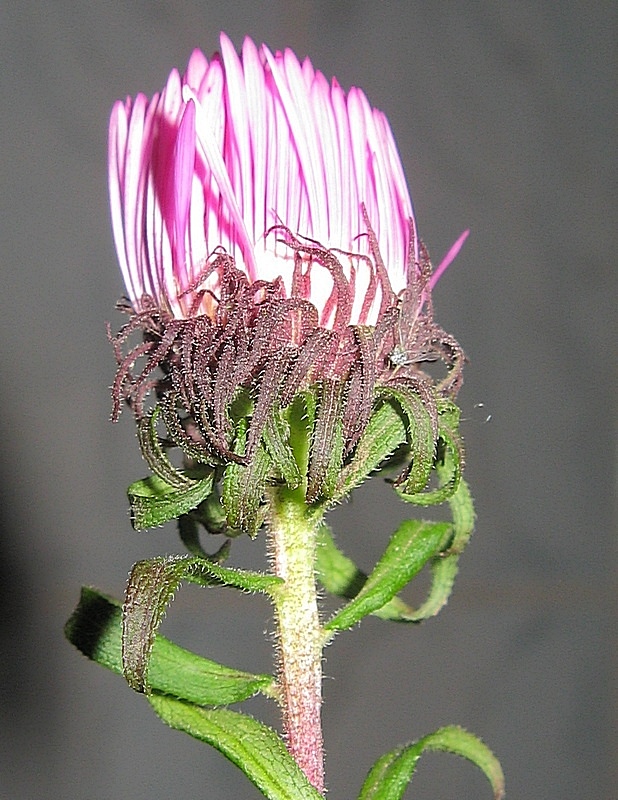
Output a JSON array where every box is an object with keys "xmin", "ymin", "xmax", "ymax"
[{"xmin": 268, "ymin": 488, "xmax": 324, "ymax": 794}]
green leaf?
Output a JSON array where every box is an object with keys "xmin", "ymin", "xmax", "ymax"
[
  {"xmin": 184, "ymin": 558, "xmax": 284, "ymax": 595},
  {"xmin": 65, "ymin": 588, "xmax": 276, "ymax": 705},
  {"xmin": 137, "ymin": 405, "xmax": 193, "ymax": 490},
  {"xmin": 315, "ymin": 523, "xmax": 366, "ymax": 600},
  {"xmin": 122, "ymin": 556, "xmax": 282, "ymax": 692},
  {"xmin": 358, "ymin": 725, "xmax": 504, "ymax": 800},
  {"xmin": 307, "ymin": 379, "xmax": 345, "ymax": 502},
  {"xmin": 263, "ymin": 409, "xmax": 302, "ymax": 489},
  {"xmin": 441, "ymin": 466, "xmax": 475, "ymax": 555},
  {"xmin": 149, "ymin": 696, "xmax": 324, "ymax": 800},
  {"xmin": 394, "ymin": 556, "xmax": 460, "ymax": 621},
  {"xmin": 222, "ymin": 417, "xmax": 271, "ymax": 537},
  {"xmin": 324, "ymin": 520, "xmax": 451, "ymax": 633},
  {"xmin": 192, "ymin": 486, "xmax": 233, "ymax": 536},
  {"xmin": 395, "ymin": 408, "xmax": 463, "ymax": 507},
  {"xmin": 178, "ymin": 514, "xmax": 233, "ymax": 561},
  {"xmin": 288, "ymin": 391, "xmax": 315, "ymax": 478},
  {"xmin": 128, "ymin": 472, "xmax": 214, "ymax": 530},
  {"xmin": 337, "ymin": 399, "xmax": 408, "ymax": 498},
  {"xmin": 395, "ymin": 470, "xmax": 474, "ymax": 620},
  {"xmin": 315, "ymin": 524, "xmax": 457, "ymax": 623},
  {"xmin": 377, "ymin": 385, "xmax": 436, "ymax": 495},
  {"xmin": 315, "ymin": 524, "xmax": 413, "ymax": 620}
]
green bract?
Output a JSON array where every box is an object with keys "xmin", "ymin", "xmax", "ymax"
[{"xmin": 125, "ymin": 385, "xmax": 465, "ymax": 541}]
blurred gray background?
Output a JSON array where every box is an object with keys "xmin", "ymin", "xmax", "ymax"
[{"xmin": 1, "ymin": 2, "xmax": 615, "ymax": 798}]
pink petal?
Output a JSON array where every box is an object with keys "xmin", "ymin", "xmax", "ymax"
[{"xmin": 430, "ymin": 229, "xmax": 470, "ymax": 289}]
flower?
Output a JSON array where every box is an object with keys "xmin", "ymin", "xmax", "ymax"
[
  {"xmin": 109, "ymin": 33, "xmax": 415, "ymax": 328},
  {"xmin": 108, "ymin": 34, "xmax": 466, "ymax": 524}
]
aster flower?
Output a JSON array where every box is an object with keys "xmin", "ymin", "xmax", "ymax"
[
  {"xmin": 108, "ymin": 33, "xmax": 465, "ymax": 529},
  {"xmin": 66, "ymin": 35, "xmax": 506, "ymax": 800}
]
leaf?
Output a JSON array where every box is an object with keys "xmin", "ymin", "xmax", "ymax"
[
  {"xmin": 318, "ymin": 446, "xmax": 475, "ymax": 625},
  {"xmin": 65, "ymin": 587, "xmax": 276, "ymax": 705},
  {"xmin": 178, "ymin": 514, "xmax": 210, "ymax": 558},
  {"xmin": 393, "ymin": 470, "xmax": 474, "ymax": 620},
  {"xmin": 184, "ymin": 558, "xmax": 283, "ymax": 595},
  {"xmin": 358, "ymin": 725, "xmax": 504, "ymax": 800},
  {"xmin": 192, "ymin": 486, "xmax": 232, "ymax": 536},
  {"xmin": 315, "ymin": 523, "xmax": 367, "ymax": 600},
  {"xmin": 391, "ymin": 556, "xmax": 460, "ymax": 622},
  {"xmin": 441, "ymin": 465, "xmax": 475, "ymax": 555},
  {"xmin": 263, "ymin": 409, "xmax": 302, "ymax": 489},
  {"xmin": 137, "ymin": 405, "xmax": 193, "ymax": 489},
  {"xmin": 389, "ymin": 460, "xmax": 475, "ymax": 620},
  {"xmin": 222, "ymin": 417, "xmax": 271, "ymax": 537},
  {"xmin": 395, "ymin": 410, "xmax": 463, "ymax": 507},
  {"xmin": 122, "ymin": 556, "xmax": 282, "ymax": 692},
  {"xmin": 378, "ymin": 385, "xmax": 436, "ymax": 495},
  {"xmin": 288, "ymin": 391, "xmax": 315, "ymax": 477},
  {"xmin": 149, "ymin": 696, "xmax": 324, "ymax": 800},
  {"xmin": 307, "ymin": 380, "xmax": 345, "ymax": 502},
  {"xmin": 324, "ymin": 520, "xmax": 451, "ymax": 633},
  {"xmin": 337, "ymin": 399, "xmax": 408, "ymax": 498},
  {"xmin": 315, "ymin": 524, "xmax": 455, "ymax": 623},
  {"xmin": 128, "ymin": 472, "xmax": 214, "ymax": 530}
]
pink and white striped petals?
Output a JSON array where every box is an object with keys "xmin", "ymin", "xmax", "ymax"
[{"xmin": 108, "ymin": 34, "xmax": 417, "ymax": 326}]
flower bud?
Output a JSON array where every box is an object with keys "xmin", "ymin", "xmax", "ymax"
[{"xmin": 108, "ymin": 34, "xmax": 466, "ymax": 534}]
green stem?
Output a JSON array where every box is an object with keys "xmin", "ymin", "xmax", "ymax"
[{"xmin": 268, "ymin": 488, "xmax": 325, "ymax": 794}]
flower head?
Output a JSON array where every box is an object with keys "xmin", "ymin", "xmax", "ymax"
[
  {"xmin": 109, "ymin": 33, "xmax": 415, "ymax": 328},
  {"xmin": 108, "ymin": 35, "xmax": 465, "ymax": 527}
]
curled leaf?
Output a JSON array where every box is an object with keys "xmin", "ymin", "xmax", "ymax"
[
  {"xmin": 395, "ymin": 398, "xmax": 464, "ymax": 506},
  {"xmin": 324, "ymin": 520, "xmax": 451, "ymax": 633},
  {"xmin": 316, "ymin": 523, "xmax": 459, "ymax": 624},
  {"xmin": 263, "ymin": 409, "xmax": 302, "ymax": 489},
  {"xmin": 307, "ymin": 380, "xmax": 345, "ymax": 502},
  {"xmin": 65, "ymin": 587, "xmax": 275, "ymax": 705},
  {"xmin": 122, "ymin": 555, "xmax": 282, "ymax": 692},
  {"xmin": 337, "ymin": 398, "xmax": 408, "ymax": 498},
  {"xmin": 137, "ymin": 405, "xmax": 193, "ymax": 489},
  {"xmin": 177, "ymin": 514, "xmax": 231, "ymax": 559},
  {"xmin": 378, "ymin": 385, "xmax": 436, "ymax": 495},
  {"xmin": 222, "ymin": 417, "xmax": 271, "ymax": 536},
  {"xmin": 128, "ymin": 471, "xmax": 214, "ymax": 530},
  {"xmin": 358, "ymin": 725, "xmax": 504, "ymax": 800}
]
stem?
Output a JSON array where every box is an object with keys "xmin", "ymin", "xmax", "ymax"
[{"xmin": 268, "ymin": 488, "xmax": 325, "ymax": 794}]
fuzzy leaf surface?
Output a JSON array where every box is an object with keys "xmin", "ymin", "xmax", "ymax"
[
  {"xmin": 378, "ymin": 385, "xmax": 435, "ymax": 495},
  {"xmin": 315, "ymin": 524, "xmax": 457, "ymax": 623},
  {"xmin": 357, "ymin": 725, "xmax": 505, "ymax": 800},
  {"xmin": 128, "ymin": 472, "xmax": 214, "ymax": 530},
  {"xmin": 337, "ymin": 399, "xmax": 408, "ymax": 498},
  {"xmin": 137, "ymin": 405, "xmax": 194, "ymax": 489},
  {"xmin": 65, "ymin": 587, "xmax": 275, "ymax": 705},
  {"xmin": 123, "ymin": 556, "xmax": 282, "ymax": 692},
  {"xmin": 222, "ymin": 418, "xmax": 271, "ymax": 536},
  {"xmin": 307, "ymin": 379, "xmax": 345, "ymax": 502},
  {"xmin": 263, "ymin": 409, "xmax": 302, "ymax": 489},
  {"xmin": 149, "ymin": 696, "xmax": 323, "ymax": 800},
  {"xmin": 315, "ymin": 524, "xmax": 413, "ymax": 620},
  {"xmin": 324, "ymin": 520, "xmax": 451, "ymax": 632},
  {"xmin": 395, "ymin": 408, "xmax": 463, "ymax": 507},
  {"xmin": 398, "ymin": 470, "xmax": 475, "ymax": 620}
]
